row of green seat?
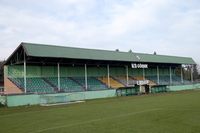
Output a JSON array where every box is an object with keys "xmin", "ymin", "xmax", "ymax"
[
  {"xmin": 146, "ymin": 75, "xmax": 191, "ymax": 85},
  {"xmin": 10, "ymin": 78, "xmax": 54, "ymax": 93},
  {"xmin": 72, "ymin": 77, "xmax": 108, "ymax": 91},
  {"xmin": 46, "ymin": 77, "xmax": 84, "ymax": 92},
  {"xmin": 10, "ymin": 77, "xmax": 108, "ymax": 94}
]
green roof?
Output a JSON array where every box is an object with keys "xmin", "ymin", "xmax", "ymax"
[{"xmin": 21, "ymin": 42, "xmax": 195, "ymax": 64}]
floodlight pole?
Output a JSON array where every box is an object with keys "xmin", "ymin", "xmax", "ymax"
[
  {"xmin": 126, "ymin": 65, "xmax": 129, "ymax": 86},
  {"xmin": 85, "ymin": 64, "xmax": 88, "ymax": 90},
  {"xmin": 169, "ymin": 66, "xmax": 172, "ymax": 85},
  {"xmin": 157, "ymin": 66, "xmax": 160, "ymax": 84},
  {"xmin": 57, "ymin": 63, "xmax": 60, "ymax": 91},
  {"xmin": 191, "ymin": 65, "xmax": 193, "ymax": 83},
  {"xmin": 181, "ymin": 65, "xmax": 183, "ymax": 84},
  {"xmin": 24, "ymin": 51, "xmax": 27, "ymax": 93},
  {"xmin": 107, "ymin": 64, "xmax": 110, "ymax": 88}
]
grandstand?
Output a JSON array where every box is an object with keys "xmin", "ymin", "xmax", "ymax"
[
  {"xmin": 0, "ymin": 42, "xmax": 198, "ymax": 107},
  {"xmin": 3, "ymin": 42, "xmax": 196, "ymax": 94}
]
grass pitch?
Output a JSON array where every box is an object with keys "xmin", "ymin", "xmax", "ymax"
[{"xmin": 0, "ymin": 90, "xmax": 200, "ymax": 133}]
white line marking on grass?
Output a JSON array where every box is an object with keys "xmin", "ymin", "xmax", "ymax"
[
  {"xmin": 30, "ymin": 108, "xmax": 162, "ymax": 133},
  {"xmin": 40, "ymin": 101, "xmax": 85, "ymax": 106}
]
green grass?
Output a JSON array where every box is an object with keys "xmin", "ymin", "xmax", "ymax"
[{"xmin": 1, "ymin": 90, "xmax": 200, "ymax": 133}]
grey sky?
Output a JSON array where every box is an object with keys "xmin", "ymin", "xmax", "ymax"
[{"xmin": 0, "ymin": 0, "xmax": 199, "ymax": 64}]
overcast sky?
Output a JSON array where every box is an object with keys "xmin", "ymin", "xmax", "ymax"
[{"xmin": 0, "ymin": 0, "xmax": 199, "ymax": 64}]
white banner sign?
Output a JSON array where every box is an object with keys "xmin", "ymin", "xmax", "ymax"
[
  {"xmin": 131, "ymin": 63, "xmax": 148, "ymax": 69},
  {"xmin": 137, "ymin": 80, "xmax": 149, "ymax": 85}
]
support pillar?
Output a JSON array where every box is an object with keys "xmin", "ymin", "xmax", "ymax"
[
  {"xmin": 181, "ymin": 66, "xmax": 183, "ymax": 84},
  {"xmin": 126, "ymin": 65, "xmax": 129, "ymax": 86},
  {"xmin": 107, "ymin": 64, "xmax": 110, "ymax": 88},
  {"xmin": 24, "ymin": 51, "xmax": 27, "ymax": 93},
  {"xmin": 169, "ymin": 66, "xmax": 172, "ymax": 84},
  {"xmin": 191, "ymin": 65, "xmax": 193, "ymax": 83},
  {"xmin": 85, "ymin": 64, "xmax": 88, "ymax": 90},
  {"xmin": 157, "ymin": 66, "xmax": 160, "ymax": 84},
  {"xmin": 57, "ymin": 63, "xmax": 60, "ymax": 91}
]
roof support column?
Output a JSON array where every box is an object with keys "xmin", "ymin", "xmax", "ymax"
[
  {"xmin": 191, "ymin": 65, "xmax": 193, "ymax": 83},
  {"xmin": 107, "ymin": 64, "xmax": 110, "ymax": 88},
  {"xmin": 85, "ymin": 64, "xmax": 88, "ymax": 91},
  {"xmin": 126, "ymin": 65, "xmax": 129, "ymax": 86},
  {"xmin": 24, "ymin": 51, "xmax": 27, "ymax": 93},
  {"xmin": 57, "ymin": 63, "xmax": 60, "ymax": 92},
  {"xmin": 169, "ymin": 66, "xmax": 172, "ymax": 85},
  {"xmin": 181, "ymin": 65, "xmax": 183, "ymax": 84},
  {"xmin": 157, "ymin": 66, "xmax": 160, "ymax": 84}
]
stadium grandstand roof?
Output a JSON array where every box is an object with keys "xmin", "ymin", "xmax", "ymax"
[{"xmin": 6, "ymin": 42, "xmax": 195, "ymax": 65}]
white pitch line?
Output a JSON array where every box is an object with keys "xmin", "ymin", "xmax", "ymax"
[{"xmin": 30, "ymin": 108, "xmax": 162, "ymax": 133}]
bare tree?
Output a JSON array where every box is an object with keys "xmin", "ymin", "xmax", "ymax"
[
  {"xmin": 197, "ymin": 64, "xmax": 200, "ymax": 74},
  {"xmin": 196, "ymin": 64, "xmax": 200, "ymax": 79},
  {"xmin": 193, "ymin": 64, "xmax": 199, "ymax": 80}
]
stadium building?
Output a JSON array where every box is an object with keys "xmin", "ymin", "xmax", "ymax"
[{"xmin": 0, "ymin": 42, "xmax": 200, "ymax": 107}]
